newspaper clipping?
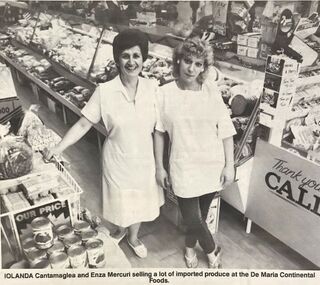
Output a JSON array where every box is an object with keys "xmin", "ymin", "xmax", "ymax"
[{"xmin": 0, "ymin": 0, "xmax": 319, "ymax": 284}]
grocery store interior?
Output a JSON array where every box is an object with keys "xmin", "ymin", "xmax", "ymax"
[{"xmin": 1, "ymin": 0, "xmax": 320, "ymax": 270}]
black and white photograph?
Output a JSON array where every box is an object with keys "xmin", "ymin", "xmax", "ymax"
[{"xmin": 0, "ymin": 1, "xmax": 319, "ymax": 285}]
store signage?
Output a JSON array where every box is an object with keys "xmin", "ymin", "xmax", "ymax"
[
  {"xmin": 14, "ymin": 200, "xmax": 72, "ymax": 235},
  {"xmin": 247, "ymin": 139, "xmax": 320, "ymax": 266},
  {"xmin": 254, "ymin": 140, "xmax": 320, "ymax": 218},
  {"xmin": 212, "ymin": 1, "xmax": 228, "ymax": 36}
]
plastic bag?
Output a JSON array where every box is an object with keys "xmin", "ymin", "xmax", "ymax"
[{"xmin": 0, "ymin": 136, "xmax": 33, "ymax": 180}]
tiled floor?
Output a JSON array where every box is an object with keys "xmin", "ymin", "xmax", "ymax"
[{"xmin": 8, "ymin": 77, "xmax": 319, "ymax": 270}]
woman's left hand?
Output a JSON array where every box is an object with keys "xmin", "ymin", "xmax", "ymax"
[{"xmin": 220, "ymin": 164, "xmax": 235, "ymax": 189}]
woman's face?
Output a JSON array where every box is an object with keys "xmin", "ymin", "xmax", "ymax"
[
  {"xmin": 179, "ymin": 55, "xmax": 204, "ymax": 84},
  {"xmin": 118, "ymin": 45, "xmax": 143, "ymax": 78}
]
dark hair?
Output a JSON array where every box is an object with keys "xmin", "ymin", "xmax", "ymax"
[
  {"xmin": 172, "ymin": 38, "xmax": 213, "ymax": 84},
  {"xmin": 113, "ymin": 29, "xmax": 149, "ymax": 63}
]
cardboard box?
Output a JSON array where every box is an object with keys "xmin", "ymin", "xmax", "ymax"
[
  {"xmin": 247, "ymin": 35, "xmax": 261, "ymax": 48},
  {"xmin": 247, "ymin": 47, "xmax": 259, "ymax": 58},
  {"xmin": 237, "ymin": 45, "xmax": 248, "ymax": 56},
  {"xmin": 237, "ymin": 34, "xmax": 248, "ymax": 46}
]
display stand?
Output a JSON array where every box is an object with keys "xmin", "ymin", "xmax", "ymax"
[{"xmin": 0, "ymin": 157, "xmax": 83, "ymax": 262}]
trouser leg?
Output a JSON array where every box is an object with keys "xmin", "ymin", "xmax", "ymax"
[{"xmin": 177, "ymin": 193, "xmax": 216, "ymax": 254}]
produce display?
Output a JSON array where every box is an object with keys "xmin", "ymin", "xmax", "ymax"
[
  {"xmin": 0, "ymin": 136, "xmax": 33, "ymax": 180},
  {"xmin": 0, "ymin": 173, "xmax": 74, "ymax": 212},
  {"xmin": 4, "ymin": 44, "xmax": 52, "ymax": 79},
  {"xmin": 0, "ymin": 8, "xmax": 260, "ymax": 166},
  {"xmin": 0, "ymin": 106, "xmax": 63, "ymax": 182},
  {"xmin": 282, "ymin": 83, "xmax": 320, "ymax": 161}
]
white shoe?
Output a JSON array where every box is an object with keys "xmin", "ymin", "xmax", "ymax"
[{"xmin": 127, "ymin": 238, "xmax": 147, "ymax": 258}]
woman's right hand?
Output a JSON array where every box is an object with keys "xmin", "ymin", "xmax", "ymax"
[
  {"xmin": 43, "ymin": 145, "xmax": 61, "ymax": 162},
  {"xmin": 156, "ymin": 167, "xmax": 171, "ymax": 190}
]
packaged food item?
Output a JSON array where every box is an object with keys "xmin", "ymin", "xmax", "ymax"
[
  {"xmin": 63, "ymin": 234, "xmax": 82, "ymax": 249},
  {"xmin": 31, "ymin": 217, "xmax": 54, "ymax": 249},
  {"xmin": 47, "ymin": 240, "xmax": 65, "ymax": 255},
  {"xmin": 26, "ymin": 249, "xmax": 47, "ymax": 267},
  {"xmin": 55, "ymin": 224, "xmax": 74, "ymax": 241},
  {"xmin": 85, "ymin": 238, "xmax": 105, "ymax": 268},
  {"xmin": 31, "ymin": 258, "xmax": 51, "ymax": 269},
  {"xmin": 80, "ymin": 229, "xmax": 98, "ymax": 244},
  {"xmin": 73, "ymin": 220, "xmax": 91, "ymax": 235},
  {"xmin": 49, "ymin": 252, "xmax": 69, "ymax": 269},
  {"xmin": 68, "ymin": 245, "xmax": 88, "ymax": 268},
  {"xmin": 0, "ymin": 136, "xmax": 33, "ymax": 180},
  {"xmin": 22, "ymin": 237, "xmax": 37, "ymax": 255}
]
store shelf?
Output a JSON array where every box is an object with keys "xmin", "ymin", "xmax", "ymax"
[
  {"xmin": 0, "ymin": 51, "xmax": 107, "ymax": 137},
  {"xmin": 12, "ymin": 39, "xmax": 96, "ymax": 90}
]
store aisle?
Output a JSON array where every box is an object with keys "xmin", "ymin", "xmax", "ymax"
[{"xmin": 13, "ymin": 78, "xmax": 318, "ymax": 270}]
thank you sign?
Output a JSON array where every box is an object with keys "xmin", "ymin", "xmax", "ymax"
[
  {"xmin": 265, "ymin": 157, "xmax": 320, "ymax": 217},
  {"xmin": 246, "ymin": 139, "xmax": 320, "ymax": 266}
]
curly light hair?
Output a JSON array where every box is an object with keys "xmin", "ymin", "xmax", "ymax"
[{"xmin": 172, "ymin": 38, "xmax": 214, "ymax": 84}]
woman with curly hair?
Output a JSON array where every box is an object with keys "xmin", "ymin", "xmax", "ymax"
[{"xmin": 154, "ymin": 38, "xmax": 236, "ymax": 268}]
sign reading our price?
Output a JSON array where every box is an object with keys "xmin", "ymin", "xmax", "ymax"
[{"xmin": 14, "ymin": 200, "xmax": 72, "ymax": 235}]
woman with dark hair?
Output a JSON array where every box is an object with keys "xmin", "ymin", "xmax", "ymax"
[
  {"xmin": 154, "ymin": 38, "xmax": 236, "ymax": 268},
  {"xmin": 45, "ymin": 29, "xmax": 164, "ymax": 259}
]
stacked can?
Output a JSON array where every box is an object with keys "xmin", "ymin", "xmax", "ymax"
[
  {"xmin": 31, "ymin": 217, "xmax": 54, "ymax": 249},
  {"xmin": 26, "ymin": 248, "xmax": 47, "ymax": 268},
  {"xmin": 49, "ymin": 252, "xmax": 70, "ymax": 269},
  {"xmin": 67, "ymin": 245, "xmax": 88, "ymax": 268},
  {"xmin": 47, "ymin": 240, "xmax": 65, "ymax": 255},
  {"xmin": 73, "ymin": 220, "xmax": 91, "ymax": 234},
  {"xmin": 63, "ymin": 234, "xmax": 82, "ymax": 249},
  {"xmin": 85, "ymin": 239, "xmax": 105, "ymax": 268},
  {"xmin": 55, "ymin": 224, "xmax": 74, "ymax": 241}
]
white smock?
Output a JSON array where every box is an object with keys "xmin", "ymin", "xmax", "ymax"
[
  {"xmin": 81, "ymin": 76, "xmax": 164, "ymax": 227},
  {"xmin": 156, "ymin": 81, "xmax": 236, "ymax": 198}
]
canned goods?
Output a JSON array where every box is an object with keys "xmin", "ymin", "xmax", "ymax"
[
  {"xmin": 73, "ymin": 220, "xmax": 91, "ymax": 234},
  {"xmin": 22, "ymin": 237, "xmax": 37, "ymax": 255},
  {"xmin": 49, "ymin": 252, "xmax": 69, "ymax": 269},
  {"xmin": 26, "ymin": 249, "xmax": 47, "ymax": 267},
  {"xmin": 55, "ymin": 225, "xmax": 74, "ymax": 241},
  {"xmin": 80, "ymin": 229, "xmax": 97, "ymax": 243},
  {"xmin": 63, "ymin": 234, "xmax": 82, "ymax": 249},
  {"xmin": 68, "ymin": 245, "xmax": 88, "ymax": 268},
  {"xmin": 47, "ymin": 240, "xmax": 65, "ymax": 255},
  {"xmin": 31, "ymin": 258, "xmax": 51, "ymax": 269},
  {"xmin": 85, "ymin": 238, "xmax": 105, "ymax": 268},
  {"xmin": 31, "ymin": 217, "xmax": 54, "ymax": 249}
]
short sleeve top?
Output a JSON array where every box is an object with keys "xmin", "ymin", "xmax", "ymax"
[{"xmin": 156, "ymin": 80, "xmax": 236, "ymax": 197}]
